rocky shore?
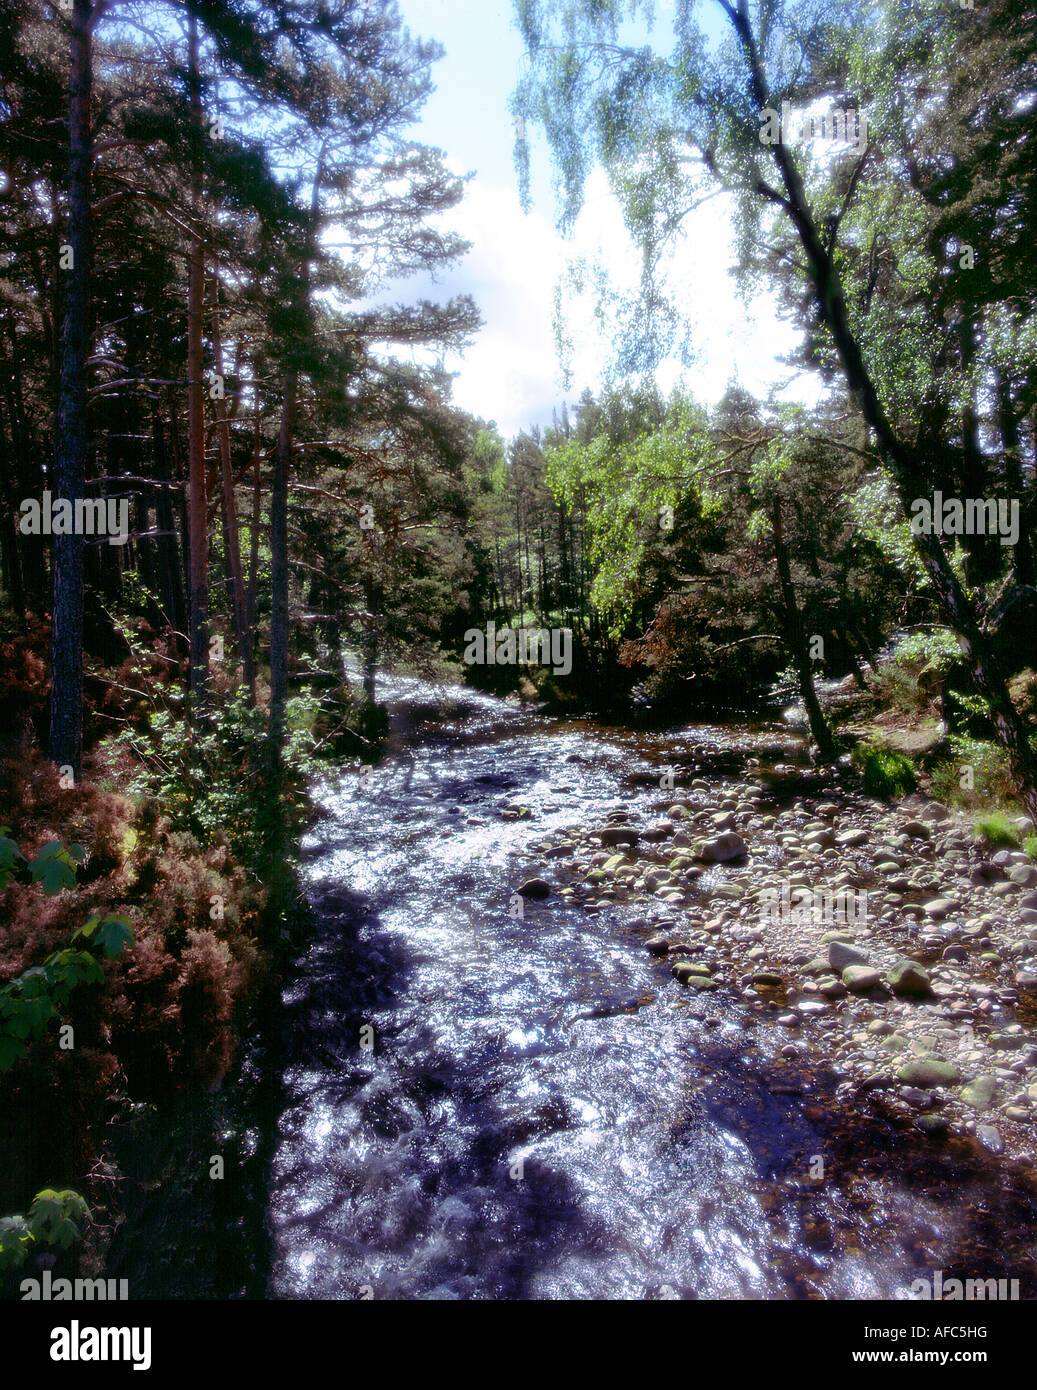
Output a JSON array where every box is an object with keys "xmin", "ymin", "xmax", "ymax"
[{"xmin": 510, "ymin": 755, "xmax": 1037, "ymax": 1166}]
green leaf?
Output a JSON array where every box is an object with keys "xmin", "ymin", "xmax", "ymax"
[
  {"xmin": 3, "ymin": 993, "xmax": 55, "ymax": 1040},
  {"xmin": 96, "ymin": 915, "xmax": 133, "ymax": 959},
  {"xmin": 31, "ymin": 842, "xmax": 67, "ymax": 863},
  {"xmin": 43, "ymin": 948, "xmax": 105, "ymax": 996},
  {"xmin": 73, "ymin": 913, "xmax": 102, "ymax": 942},
  {"xmin": 19, "ymin": 996, "xmax": 57, "ymax": 1037},
  {"xmin": 12, "ymin": 967, "xmax": 52, "ymax": 998},
  {"xmin": 26, "ymin": 1189, "xmax": 89, "ymax": 1248},
  {"xmin": 29, "ymin": 842, "xmax": 79, "ymax": 896}
]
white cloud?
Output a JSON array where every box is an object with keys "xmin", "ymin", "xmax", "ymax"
[{"xmin": 359, "ymin": 167, "xmax": 827, "ymax": 438}]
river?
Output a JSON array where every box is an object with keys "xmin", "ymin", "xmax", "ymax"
[{"xmin": 262, "ymin": 675, "xmax": 1037, "ymax": 1300}]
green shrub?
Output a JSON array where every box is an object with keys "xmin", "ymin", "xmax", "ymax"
[
  {"xmin": 0, "ymin": 1189, "xmax": 90, "ymax": 1272},
  {"xmin": 109, "ymin": 687, "xmax": 322, "ymax": 872},
  {"xmin": 975, "ymin": 813, "xmax": 1021, "ymax": 848},
  {"xmin": 891, "ymin": 628, "xmax": 961, "ymax": 674},
  {"xmin": 0, "ymin": 750, "xmax": 270, "ymax": 1232},
  {"xmin": 865, "ymin": 663, "xmax": 931, "ymax": 716},
  {"xmin": 0, "ymin": 831, "xmax": 134, "ymax": 1072},
  {"xmin": 854, "ymin": 742, "xmax": 917, "ymax": 800},
  {"xmin": 1025, "ymin": 833, "xmax": 1037, "ymax": 862},
  {"xmin": 927, "ymin": 736, "xmax": 1018, "ymax": 810}
]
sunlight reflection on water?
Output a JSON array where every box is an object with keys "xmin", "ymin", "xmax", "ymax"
[{"xmin": 267, "ymin": 676, "xmax": 1017, "ymax": 1301}]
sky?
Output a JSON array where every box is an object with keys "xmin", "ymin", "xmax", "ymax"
[{"xmin": 389, "ymin": 0, "xmax": 826, "ymax": 439}]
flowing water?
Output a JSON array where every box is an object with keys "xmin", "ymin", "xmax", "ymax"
[{"xmin": 265, "ymin": 677, "xmax": 1037, "ymax": 1301}]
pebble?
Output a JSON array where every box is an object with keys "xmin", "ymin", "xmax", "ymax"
[
  {"xmin": 897, "ymin": 1058, "xmax": 961, "ymax": 1087},
  {"xmin": 517, "ymin": 878, "xmax": 551, "ymax": 898},
  {"xmin": 977, "ymin": 1124, "xmax": 1005, "ymax": 1154},
  {"xmin": 535, "ymin": 782, "xmax": 1037, "ymax": 1163},
  {"xmin": 886, "ymin": 959, "xmax": 934, "ymax": 998},
  {"xmin": 828, "ymin": 940, "xmax": 871, "ymax": 971},
  {"xmin": 960, "ymin": 1075, "xmax": 998, "ymax": 1108},
  {"xmin": 842, "ymin": 965, "xmax": 881, "ymax": 991}
]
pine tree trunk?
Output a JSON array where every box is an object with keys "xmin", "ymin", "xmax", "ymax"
[
  {"xmin": 245, "ymin": 423, "xmax": 262, "ymax": 702},
  {"xmin": 185, "ymin": 5, "xmax": 209, "ymax": 722},
  {"xmin": 267, "ymin": 374, "xmax": 295, "ymax": 769},
  {"xmin": 267, "ymin": 149, "xmax": 324, "ymax": 770},
  {"xmin": 362, "ymin": 578, "xmax": 380, "ymax": 705},
  {"xmin": 211, "ymin": 286, "xmax": 251, "ymax": 693},
  {"xmin": 151, "ymin": 407, "xmax": 188, "ymax": 650},
  {"xmin": 49, "ymin": 0, "xmax": 94, "ymax": 778}
]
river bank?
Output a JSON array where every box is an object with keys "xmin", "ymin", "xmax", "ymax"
[{"xmin": 514, "ymin": 722, "xmax": 1037, "ymax": 1166}]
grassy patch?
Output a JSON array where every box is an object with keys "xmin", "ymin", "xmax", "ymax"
[
  {"xmin": 974, "ymin": 812, "xmax": 1021, "ymax": 848},
  {"xmin": 854, "ymin": 741, "xmax": 917, "ymax": 800}
]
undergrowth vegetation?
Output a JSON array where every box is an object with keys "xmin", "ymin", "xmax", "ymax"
[
  {"xmin": 0, "ymin": 738, "xmax": 284, "ymax": 1283},
  {"xmin": 854, "ymin": 741, "xmax": 917, "ymax": 800}
]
